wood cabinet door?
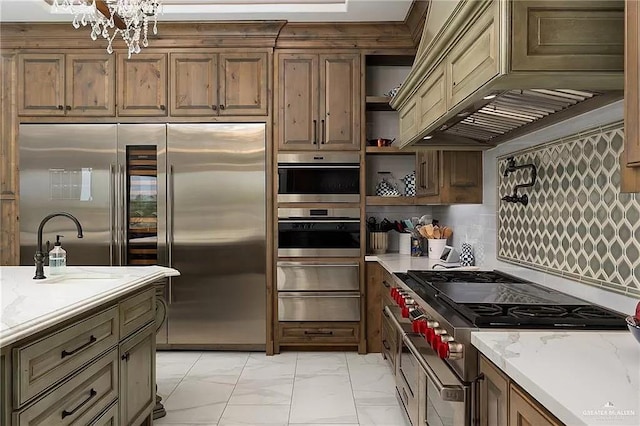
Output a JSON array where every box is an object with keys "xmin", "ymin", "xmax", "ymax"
[
  {"xmin": 170, "ymin": 53, "xmax": 218, "ymax": 116},
  {"xmin": 626, "ymin": 0, "xmax": 640, "ymax": 167},
  {"xmin": 443, "ymin": 151, "xmax": 483, "ymax": 203},
  {"xmin": 219, "ymin": 52, "xmax": 268, "ymax": 116},
  {"xmin": 119, "ymin": 323, "xmax": 155, "ymax": 426},
  {"xmin": 276, "ymin": 53, "xmax": 319, "ymax": 150},
  {"xmin": 446, "ymin": 2, "xmax": 499, "ymax": 108},
  {"xmin": 319, "ymin": 53, "xmax": 361, "ymax": 150},
  {"xmin": 479, "ymin": 356, "xmax": 509, "ymax": 426},
  {"xmin": 18, "ymin": 54, "xmax": 65, "ymax": 116},
  {"xmin": 365, "ymin": 262, "xmax": 383, "ymax": 353},
  {"xmin": 398, "ymin": 98, "xmax": 419, "ymax": 147},
  {"xmin": 117, "ymin": 53, "xmax": 167, "ymax": 116},
  {"xmin": 509, "ymin": 384, "xmax": 562, "ymax": 426},
  {"xmin": 416, "ymin": 150, "xmax": 440, "ymax": 198},
  {"xmin": 65, "ymin": 54, "xmax": 115, "ymax": 116}
]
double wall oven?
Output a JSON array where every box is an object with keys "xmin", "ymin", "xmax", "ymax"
[
  {"xmin": 276, "ymin": 152, "xmax": 361, "ymax": 327},
  {"xmin": 382, "ymin": 270, "xmax": 628, "ymax": 426}
]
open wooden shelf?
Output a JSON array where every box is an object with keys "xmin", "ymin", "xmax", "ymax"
[
  {"xmin": 365, "ymin": 96, "xmax": 394, "ymax": 111},
  {"xmin": 365, "ymin": 146, "xmax": 415, "ymax": 154},
  {"xmin": 366, "ymin": 196, "xmax": 416, "ymax": 206}
]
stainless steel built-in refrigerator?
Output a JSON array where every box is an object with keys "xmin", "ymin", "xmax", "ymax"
[{"xmin": 19, "ymin": 123, "xmax": 267, "ymax": 349}]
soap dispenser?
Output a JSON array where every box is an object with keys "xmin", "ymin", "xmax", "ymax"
[{"xmin": 49, "ymin": 235, "xmax": 66, "ymax": 275}]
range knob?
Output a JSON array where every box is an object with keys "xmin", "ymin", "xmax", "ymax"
[
  {"xmin": 412, "ymin": 318, "xmax": 426, "ymax": 333},
  {"xmin": 402, "ymin": 304, "xmax": 417, "ymax": 318},
  {"xmin": 438, "ymin": 339, "xmax": 464, "ymax": 360},
  {"xmin": 429, "ymin": 328, "xmax": 447, "ymax": 348}
]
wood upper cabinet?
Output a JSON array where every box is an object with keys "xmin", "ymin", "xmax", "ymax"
[
  {"xmin": 479, "ymin": 356, "xmax": 509, "ymax": 426},
  {"xmin": 276, "ymin": 51, "xmax": 360, "ymax": 151},
  {"xmin": 18, "ymin": 53, "xmax": 115, "ymax": 116},
  {"xmin": 170, "ymin": 53, "xmax": 218, "ymax": 116},
  {"xmin": 118, "ymin": 53, "xmax": 167, "ymax": 116},
  {"xmin": 625, "ymin": 0, "xmax": 640, "ymax": 169},
  {"xmin": 219, "ymin": 52, "xmax": 268, "ymax": 116},
  {"xmin": 319, "ymin": 54, "xmax": 361, "ymax": 149},
  {"xmin": 509, "ymin": 384, "xmax": 562, "ymax": 426},
  {"xmin": 416, "ymin": 150, "xmax": 482, "ymax": 204},
  {"xmin": 416, "ymin": 150, "xmax": 439, "ymax": 198},
  {"xmin": 170, "ymin": 52, "xmax": 267, "ymax": 116}
]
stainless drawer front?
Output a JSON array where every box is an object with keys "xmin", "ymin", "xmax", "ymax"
[
  {"xmin": 277, "ymin": 262, "xmax": 359, "ymax": 291},
  {"xmin": 278, "ymin": 292, "xmax": 360, "ymax": 321}
]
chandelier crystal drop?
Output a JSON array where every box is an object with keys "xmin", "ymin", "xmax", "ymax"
[{"xmin": 53, "ymin": 0, "xmax": 161, "ymax": 58}]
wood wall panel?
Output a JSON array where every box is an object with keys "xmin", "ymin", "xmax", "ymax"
[{"xmin": 0, "ymin": 53, "xmax": 18, "ymax": 265}]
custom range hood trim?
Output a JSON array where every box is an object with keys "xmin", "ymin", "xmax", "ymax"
[{"xmin": 391, "ymin": 0, "xmax": 625, "ymax": 148}]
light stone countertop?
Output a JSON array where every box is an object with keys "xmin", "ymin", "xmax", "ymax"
[
  {"xmin": 0, "ymin": 265, "xmax": 179, "ymax": 347},
  {"xmin": 365, "ymin": 253, "xmax": 480, "ymax": 273},
  {"xmin": 472, "ymin": 331, "xmax": 640, "ymax": 426}
]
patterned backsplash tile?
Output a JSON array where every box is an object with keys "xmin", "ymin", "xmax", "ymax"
[{"xmin": 497, "ymin": 121, "xmax": 640, "ymax": 297}]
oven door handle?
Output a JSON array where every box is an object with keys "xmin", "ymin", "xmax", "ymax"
[
  {"xmin": 278, "ymin": 165, "xmax": 360, "ymax": 169},
  {"xmin": 404, "ymin": 334, "xmax": 466, "ymax": 402},
  {"xmin": 278, "ymin": 219, "xmax": 360, "ymax": 224},
  {"xmin": 277, "ymin": 262, "xmax": 359, "ymax": 267},
  {"xmin": 278, "ymin": 292, "xmax": 360, "ymax": 298}
]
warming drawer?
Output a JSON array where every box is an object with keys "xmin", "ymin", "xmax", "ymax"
[
  {"xmin": 278, "ymin": 292, "xmax": 360, "ymax": 321},
  {"xmin": 277, "ymin": 262, "xmax": 359, "ymax": 291}
]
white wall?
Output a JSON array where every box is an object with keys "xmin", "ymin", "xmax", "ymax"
[{"xmin": 435, "ymin": 100, "xmax": 638, "ymax": 314}]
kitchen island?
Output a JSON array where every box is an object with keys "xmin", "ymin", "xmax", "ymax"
[
  {"xmin": 472, "ymin": 330, "xmax": 640, "ymax": 426},
  {"xmin": 1, "ymin": 265, "xmax": 179, "ymax": 426}
]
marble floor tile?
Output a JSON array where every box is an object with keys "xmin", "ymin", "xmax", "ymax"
[
  {"xmin": 227, "ymin": 376, "xmax": 294, "ymax": 405},
  {"xmin": 356, "ymin": 405, "xmax": 409, "ymax": 426},
  {"xmin": 157, "ymin": 376, "xmax": 236, "ymax": 424},
  {"xmin": 156, "ymin": 351, "xmax": 204, "ymax": 400},
  {"xmin": 239, "ymin": 352, "xmax": 297, "ymax": 379},
  {"xmin": 345, "ymin": 352, "xmax": 388, "ymax": 368},
  {"xmin": 289, "ymin": 374, "xmax": 357, "ymax": 424},
  {"xmin": 218, "ymin": 404, "xmax": 290, "ymax": 425},
  {"xmin": 185, "ymin": 352, "xmax": 249, "ymax": 384},
  {"xmin": 296, "ymin": 352, "xmax": 349, "ymax": 376},
  {"xmin": 349, "ymin": 365, "xmax": 397, "ymax": 406}
]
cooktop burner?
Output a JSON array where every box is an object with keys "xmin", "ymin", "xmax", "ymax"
[
  {"xmin": 408, "ymin": 270, "xmax": 527, "ymax": 284},
  {"xmin": 401, "ymin": 270, "xmax": 627, "ymax": 329}
]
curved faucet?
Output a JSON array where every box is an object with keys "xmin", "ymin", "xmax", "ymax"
[{"xmin": 34, "ymin": 212, "xmax": 83, "ymax": 279}]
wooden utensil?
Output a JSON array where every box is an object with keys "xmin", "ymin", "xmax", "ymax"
[
  {"xmin": 423, "ymin": 224, "xmax": 434, "ymax": 238},
  {"xmin": 434, "ymin": 227, "xmax": 441, "ymax": 239},
  {"xmin": 443, "ymin": 226, "xmax": 453, "ymax": 239}
]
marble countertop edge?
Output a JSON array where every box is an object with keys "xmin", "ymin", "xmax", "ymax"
[{"xmin": 1, "ymin": 266, "xmax": 179, "ymax": 348}]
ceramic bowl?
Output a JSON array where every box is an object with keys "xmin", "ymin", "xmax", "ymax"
[{"xmin": 626, "ymin": 316, "xmax": 640, "ymax": 344}]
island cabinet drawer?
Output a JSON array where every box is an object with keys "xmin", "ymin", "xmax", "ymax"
[
  {"xmin": 119, "ymin": 288, "xmax": 155, "ymax": 339},
  {"xmin": 14, "ymin": 348, "xmax": 118, "ymax": 426},
  {"xmin": 279, "ymin": 322, "xmax": 360, "ymax": 344},
  {"xmin": 90, "ymin": 401, "xmax": 119, "ymax": 426},
  {"xmin": 13, "ymin": 307, "xmax": 118, "ymax": 407}
]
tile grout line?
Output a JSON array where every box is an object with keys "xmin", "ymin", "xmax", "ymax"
[
  {"xmin": 345, "ymin": 352, "xmax": 361, "ymax": 425},
  {"xmin": 286, "ymin": 351, "xmax": 299, "ymax": 425},
  {"xmin": 161, "ymin": 351, "xmax": 205, "ymax": 402},
  {"xmin": 217, "ymin": 352, "xmax": 252, "ymax": 424}
]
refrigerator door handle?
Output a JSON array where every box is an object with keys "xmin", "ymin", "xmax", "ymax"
[
  {"xmin": 119, "ymin": 165, "xmax": 127, "ymax": 265},
  {"xmin": 109, "ymin": 164, "xmax": 116, "ymax": 266},
  {"xmin": 168, "ymin": 164, "xmax": 174, "ymax": 304}
]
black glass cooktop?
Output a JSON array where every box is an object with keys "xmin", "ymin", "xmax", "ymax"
[{"xmin": 403, "ymin": 270, "xmax": 627, "ymax": 329}]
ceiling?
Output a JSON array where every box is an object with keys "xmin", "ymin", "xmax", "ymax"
[{"xmin": 0, "ymin": 0, "xmax": 415, "ymax": 22}]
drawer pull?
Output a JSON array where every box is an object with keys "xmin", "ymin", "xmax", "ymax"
[
  {"xmin": 304, "ymin": 330, "xmax": 333, "ymax": 335},
  {"xmin": 61, "ymin": 335, "xmax": 97, "ymax": 359},
  {"xmin": 382, "ymin": 339, "xmax": 391, "ymax": 350},
  {"xmin": 121, "ymin": 352, "xmax": 130, "ymax": 361},
  {"xmin": 61, "ymin": 388, "xmax": 97, "ymax": 419},
  {"xmin": 382, "ymin": 280, "xmax": 391, "ymax": 288}
]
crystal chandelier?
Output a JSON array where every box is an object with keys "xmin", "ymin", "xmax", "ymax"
[{"xmin": 53, "ymin": 0, "xmax": 162, "ymax": 58}]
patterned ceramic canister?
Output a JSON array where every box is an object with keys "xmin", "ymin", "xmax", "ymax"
[
  {"xmin": 402, "ymin": 171, "xmax": 416, "ymax": 196},
  {"xmin": 375, "ymin": 178, "xmax": 400, "ymax": 196},
  {"xmin": 460, "ymin": 243, "xmax": 474, "ymax": 266}
]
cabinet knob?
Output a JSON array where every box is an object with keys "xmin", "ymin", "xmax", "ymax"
[
  {"xmin": 121, "ymin": 352, "xmax": 130, "ymax": 361},
  {"xmin": 212, "ymin": 105, "xmax": 218, "ymax": 111},
  {"xmin": 160, "ymin": 105, "xmax": 166, "ymax": 111},
  {"xmin": 65, "ymin": 105, "xmax": 71, "ymax": 111},
  {"xmin": 57, "ymin": 105, "xmax": 64, "ymax": 110},
  {"xmin": 219, "ymin": 104, "xmax": 225, "ymax": 110}
]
